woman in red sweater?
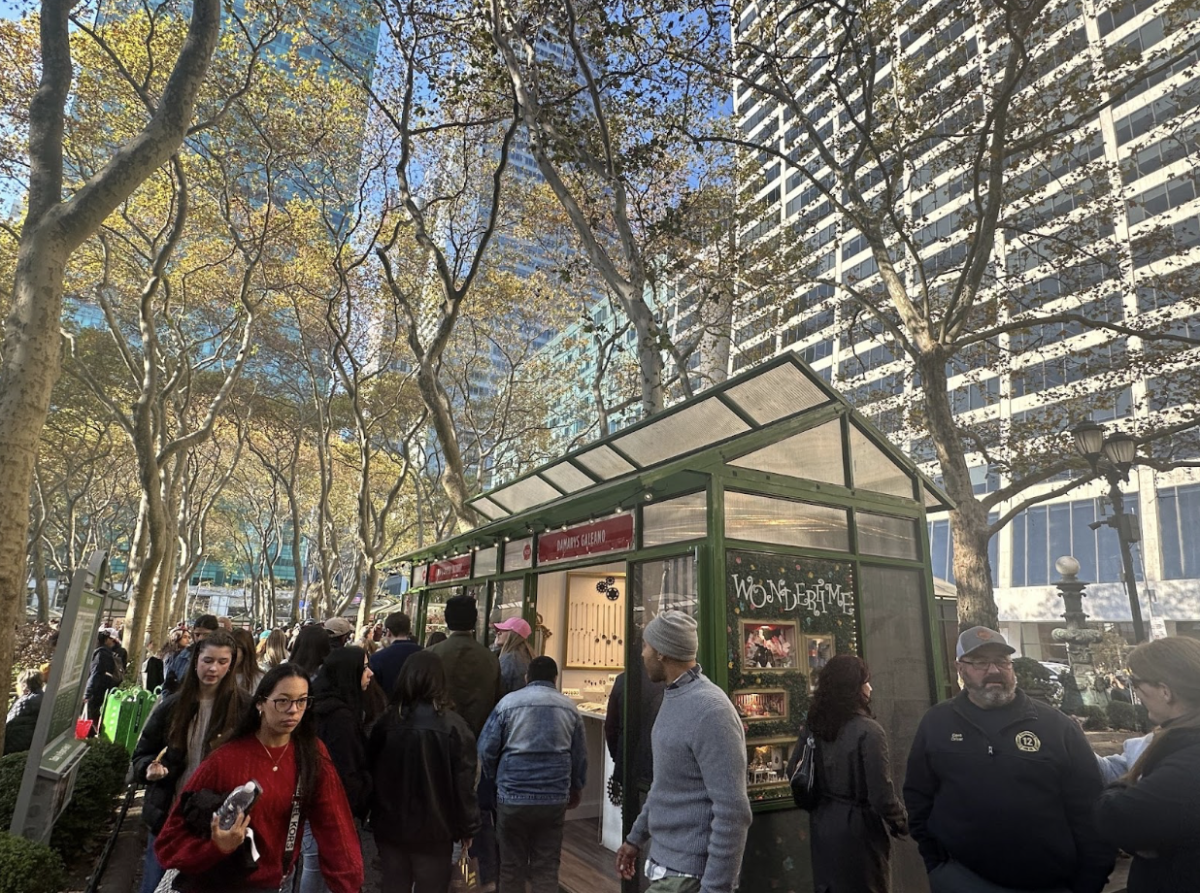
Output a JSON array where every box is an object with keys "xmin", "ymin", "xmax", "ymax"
[{"xmin": 154, "ymin": 663, "xmax": 363, "ymax": 893}]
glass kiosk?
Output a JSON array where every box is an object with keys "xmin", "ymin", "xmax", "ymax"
[{"xmin": 402, "ymin": 353, "xmax": 951, "ymax": 893}]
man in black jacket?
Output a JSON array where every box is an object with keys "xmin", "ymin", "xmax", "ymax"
[
  {"xmin": 904, "ymin": 626, "xmax": 1115, "ymax": 893},
  {"xmin": 84, "ymin": 630, "xmax": 119, "ymax": 734},
  {"xmin": 369, "ymin": 612, "xmax": 422, "ymax": 698}
]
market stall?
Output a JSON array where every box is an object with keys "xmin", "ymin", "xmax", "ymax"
[{"xmin": 399, "ymin": 352, "xmax": 951, "ymax": 893}]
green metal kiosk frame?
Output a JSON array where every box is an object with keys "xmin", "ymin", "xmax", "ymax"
[{"xmin": 399, "ymin": 353, "xmax": 952, "ymax": 893}]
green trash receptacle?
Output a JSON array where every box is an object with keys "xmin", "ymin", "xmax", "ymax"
[{"xmin": 99, "ymin": 688, "xmax": 137, "ymax": 748}]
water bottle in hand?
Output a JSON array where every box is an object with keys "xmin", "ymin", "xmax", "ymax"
[{"xmin": 217, "ymin": 781, "xmax": 262, "ymax": 830}]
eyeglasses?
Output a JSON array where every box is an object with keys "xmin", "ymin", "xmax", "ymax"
[
  {"xmin": 267, "ymin": 696, "xmax": 313, "ymax": 712},
  {"xmin": 959, "ymin": 658, "xmax": 1013, "ymax": 670}
]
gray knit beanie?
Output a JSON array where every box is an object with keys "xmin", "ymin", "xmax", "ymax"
[{"xmin": 643, "ymin": 610, "xmax": 698, "ymax": 662}]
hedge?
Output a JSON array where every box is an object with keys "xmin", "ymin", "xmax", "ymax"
[
  {"xmin": 1106, "ymin": 700, "xmax": 1139, "ymax": 732},
  {"xmin": 0, "ymin": 752, "xmax": 28, "ymax": 828},
  {"xmin": 0, "ymin": 832, "xmax": 65, "ymax": 893},
  {"xmin": 1081, "ymin": 705, "xmax": 1110, "ymax": 731},
  {"xmin": 49, "ymin": 738, "xmax": 130, "ymax": 858}
]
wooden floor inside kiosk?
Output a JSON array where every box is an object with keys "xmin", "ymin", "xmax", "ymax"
[{"xmin": 560, "ymin": 818, "xmax": 620, "ymax": 893}]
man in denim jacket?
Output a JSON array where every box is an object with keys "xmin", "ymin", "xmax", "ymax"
[{"xmin": 478, "ymin": 655, "xmax": 587, "ymax": 893}]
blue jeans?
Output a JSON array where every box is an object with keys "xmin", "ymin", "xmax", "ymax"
[
  {"xmin": 298, "ymin": 822, "xmax": 330, "ymax": 893},
  {"xmin": 140, "ymin": 830, "xmax": 165, "ymax": 893}
]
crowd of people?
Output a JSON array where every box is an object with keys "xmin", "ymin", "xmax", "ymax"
[
  {"xmin": 790, "ymin": 626, "xmax": 1200, "ymax": 893},
  {"xmin": 8, "ymin": 596, "xmax": 1195, "ymax": 893},
  {"xmin": 127, "ymin": 596, "xmax": 576, "ymax": 893}
]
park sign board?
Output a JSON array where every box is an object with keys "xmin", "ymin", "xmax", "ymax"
[{"xmin": 10, "ymin": 551, "xmax": 109, "ymax": 843}]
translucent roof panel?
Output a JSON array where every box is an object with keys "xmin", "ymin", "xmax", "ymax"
[
  {"xmin": 575, "ymin": 444, "xmax": 638, "ymax": 479},
  {"xmin": 472, "ymin": 498, "xmax": 507, "ymax": 520},
  {"xmin": 473, "ymin": 545, "xmax": 499, "ymax": 577},
  {"xmin": 440, "ymin": 354, "xmax": 949, "ymax": 541},
  {"xmin": 540, "ymin": 461, "xmax": 596, "ymax": 493},
  {"xmin": 612, "ymin": 397, "xmax": 750, "ymax": 467},
  {"xmin": 488, "ymin": 475, "xmax": 563, "ymax": 514},
  {"xmin": 729, "ymin": 419, "xmax": 846, "ymax": 485},
  {"xmin": 726, "ymin": 363, "xmax": 829, "ymax": 424},
  {"xmin": 725, "ymin": 490, "xmax": 850, "ymax": 552},
  {"xmin": 643, "ymin": 491, "xmax": 709, "ymax": 549},
  {"xmin": 857, "ymin": 511, "xmax": 920, "ymax": 560},
  {"xmin": 849, "ymin": 424, "xmax": 917, "ymax": 499}
]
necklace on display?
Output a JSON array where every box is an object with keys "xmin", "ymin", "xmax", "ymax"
[{"xmin": 259, "ymin": 737, "xmax": 291, "ymax": 772}]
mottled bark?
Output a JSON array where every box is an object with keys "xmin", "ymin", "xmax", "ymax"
[
  {"xmin": 0, "ymin": 0, "xmax": 220, "ymax": 753},
  {"xmin": 916, "ymin": 354, "xmax": 998, "ymax": 630}
]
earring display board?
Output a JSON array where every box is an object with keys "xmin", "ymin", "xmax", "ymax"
[{"xmin": 565, "ymin": 573, "xmax": 626, "ymax": 669}]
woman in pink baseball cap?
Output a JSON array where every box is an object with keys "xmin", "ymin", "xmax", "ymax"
[{"xmin": 494, "ymin": 617, "xmax": 535, "ymax": 696}]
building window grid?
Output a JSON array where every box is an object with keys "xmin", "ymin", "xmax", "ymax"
[
  {"xmin": 1159, "ymin": 482, "xmax": 1200, "ymax": 578},
  {"xmin": 724, "ymin": 3, "xmax": 1200, "ymax": 592},
  {"xmin": 928, "ymin": 515, "xmax": 1000, "ymax": 586},
  {"xmin": 1010, "ymin": 498, "xmax": 1143, "ymax": 586}
]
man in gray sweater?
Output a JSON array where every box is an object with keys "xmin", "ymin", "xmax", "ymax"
[{"xmin": 616, "ymin": 611, "xmax": 753, "ymax": 893}]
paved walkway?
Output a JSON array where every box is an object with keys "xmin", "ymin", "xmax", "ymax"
[{"xmin": 96, "ymin": 790, "xmax": 1130, "ymax": 893}]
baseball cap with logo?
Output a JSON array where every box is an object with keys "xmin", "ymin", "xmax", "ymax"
[
  {"xmin": 324, "ymin": 617, "xmax": 354, "ymax": 637},
  {"xmin": 492, "ymin": 617, "xmax": 532, "ymax": 639},
  {"xmin": 956, "ymin": 625, "xmax": 1017, "ymax": 660}
]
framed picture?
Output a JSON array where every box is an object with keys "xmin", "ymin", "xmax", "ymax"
[
  {"xmin": 732, "ymin": 688, "xmax": 789, "ymax": 723},
  {"xmin": 745, "ymin": 737, "xmax": 793, "ymax": 788},
  {"xmin": 739, "ymin": 619, "xmax": 799, "ymax": 671},
  {"xmin": 803, "ymin": 633, "xmax": 835, "ymax": 689}
]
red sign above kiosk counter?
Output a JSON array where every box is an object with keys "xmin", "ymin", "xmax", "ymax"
[
  {"xmin": 537, "ymin": 514, "xmax": 635, "ymax": 565},
  {"xmin": 427, "ymin": 554, "xmax": 472, "ymax": 584}
]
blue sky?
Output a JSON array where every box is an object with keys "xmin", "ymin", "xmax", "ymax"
[{"xmin": 0, "ymin": 1, "xmax": 32, "ymax": 20}]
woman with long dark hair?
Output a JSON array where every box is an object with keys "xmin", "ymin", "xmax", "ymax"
[
  {"xmin": 298, "ymin": 647, "xmax": 374, "ymax": 893},
  {"xmin": 1095, "ymin": 636, "xmax": 1200, "ymax": 891},
  {"xmin": 131, "ymin": 630, "xmax": 247, "ymax": 893},
  {"xmin": 290, "ymin": 625, "xmax": 332, "ymax": 678},
  {"xmin": 796, "ymin": 654, "xmax": 907, "ymax": 893},
  {"xmin": 368, "ymin": 650, "xmax": 480, "ymax": 893},
  {"xmin": 154, "ymin": 664, "xmax": 364, "ymax": 893}
]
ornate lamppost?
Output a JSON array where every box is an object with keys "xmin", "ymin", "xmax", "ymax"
[
  {"xmin": 1051, "ymin": 556, "xmax": 1103, "ymax": 699},
  {"xmin": 1070, "ymin": 420, "xmax": 1146, "ymax": 643}
]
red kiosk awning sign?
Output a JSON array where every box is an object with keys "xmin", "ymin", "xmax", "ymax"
[
  {"xmin": 427, "ymin": 555, "xmax": 472, "ymax": 584},
  {"xmin": 538, "ymin": 514, "xmax": 635, "ymax": 565}
]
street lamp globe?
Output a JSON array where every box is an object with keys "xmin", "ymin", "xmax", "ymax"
[
  {"xmin": 1102, "ymin": 432, "xmax": 1137, "ymax": 471},
  {"xmin": 1071, "ymin": 420, "xmax": 1105, "ymax": 461},
  {"xmin": 1055, "ymin": 555, "xmax": 1081, "ymax": 580}
]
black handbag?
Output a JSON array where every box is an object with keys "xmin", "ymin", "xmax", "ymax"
[{"xmin": 789, "ymin": 728, "xmax": 820, "ymax": 810}]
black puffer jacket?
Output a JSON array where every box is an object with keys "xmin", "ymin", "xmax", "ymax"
[
  {"xmin": 130, "ymin": 691, "xmax": 250, "ymax": 834},
  {"xmin": 312, "ymin": 691, "xmax": 371, "ymax": 819},
  {"xmin": 4, "ymin": 692, "xmax": 43, "ymax": 755},
  {"xmin": 367, "ymin": 702, "xmax": 480, "ymax": 847},
  {"xmin": 1095, "ymin": 726, "xmax": 1200, "ymax": 893}
]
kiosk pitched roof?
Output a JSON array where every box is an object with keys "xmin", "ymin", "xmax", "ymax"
[{"xmin": 464, "ymin": 352, "xmax": 951, "ymax": 532}]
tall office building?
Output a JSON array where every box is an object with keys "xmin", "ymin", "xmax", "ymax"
[{"xmin": 731, "ymin": 0, "xmax": 1200, "ymax": 652}]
